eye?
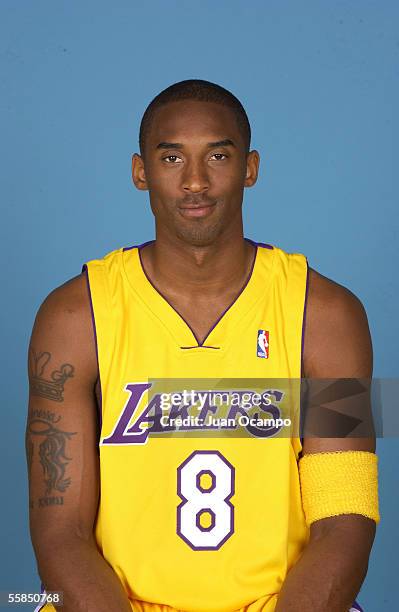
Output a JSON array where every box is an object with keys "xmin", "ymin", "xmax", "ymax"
[
  {"xmin": 162, "ymin": 155, "xmax": 183, "ymax": 163},
  {"xmin": 210, "ymin": 153, "xmax": 228, "ymax": 161}
]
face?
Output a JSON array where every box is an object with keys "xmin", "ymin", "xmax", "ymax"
[{"xmin": 132, "ymin": 100, "xmax": 259, "ymax": 247}]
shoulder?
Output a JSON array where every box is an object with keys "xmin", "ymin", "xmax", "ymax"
[
  {"xmin": 306, "ymin": 267, "xmax": 365, "ymax": 318},
  {"xmin": 31, "ymin": 273, "xmax": 97, "ymax": 381},
  {"xmin": 303, "ymin": 268, "xmax": 372, "ymax": 378},
  {"xmin": 35, "ymin": 273, "xmax": 91, "ymax": 329}
]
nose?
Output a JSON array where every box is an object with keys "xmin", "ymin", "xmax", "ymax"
[{"xmin": 182, "ymin": 159, "xmax": 209, "ymax": 194}]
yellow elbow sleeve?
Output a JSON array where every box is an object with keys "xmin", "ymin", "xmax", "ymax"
[{"xmin": 299, "ymin": 450, "xmax": 380, "ymax": 526}]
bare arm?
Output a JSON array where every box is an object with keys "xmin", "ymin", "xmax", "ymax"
[
  {"xmin": 26, "ymin": 274, "xmax": 132, "ymax": 612},
  {"xmin": 275, "ymin": 269, "xmax": 377, "ymax": 612}
]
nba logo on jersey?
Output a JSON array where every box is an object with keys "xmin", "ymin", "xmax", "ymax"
[{"xmin": 257, "ymin": 329, "xmax": 269, "ymax": 358}]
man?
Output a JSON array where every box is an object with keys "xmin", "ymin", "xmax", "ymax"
[{"xmin": 26, "ymin": 79, "xmax": 379, "ymax": 612}]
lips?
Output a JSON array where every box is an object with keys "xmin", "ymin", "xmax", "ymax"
[
  {"xmin": 178, "ymin": 202, "xmax": 216, "ymax": 218},
  {"xmin": 178, "ymin": 197, "xmax": 215, "ymax": 208},
  {"xmin": 179, "ymin": 203, "xmax": 215, "ymax": 210}
]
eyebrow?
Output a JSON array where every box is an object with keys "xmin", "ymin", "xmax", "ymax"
[{"xmin": 156, "ymin": 138, "xmax": 236, "ymax": 150}]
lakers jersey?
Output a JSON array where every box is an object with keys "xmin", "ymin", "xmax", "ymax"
[{"xmin": 39, "ymin": 239, "xmax": 310, "ymax": 612}]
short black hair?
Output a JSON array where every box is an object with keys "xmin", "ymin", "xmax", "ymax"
[{"xmin": 139, "ymin": 79, "xmax": 251, "ymax": 157}]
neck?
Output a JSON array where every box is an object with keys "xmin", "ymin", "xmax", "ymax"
[{"xmin": 140, "ymin": 230, "xmax": 255, "ymax": 298}]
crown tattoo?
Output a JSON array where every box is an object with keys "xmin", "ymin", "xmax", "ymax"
[{"xmin": 30, "ymin": 349, "xmax": 74, "ymax": 402}]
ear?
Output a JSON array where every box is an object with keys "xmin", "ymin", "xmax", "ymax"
[
  {"xmin": 132, "ymin": 153, "xmax": 148, "ymax": 191},
  {"xmin": 244, "ymin": 150, "xmax": 260, "ymax": 188}
]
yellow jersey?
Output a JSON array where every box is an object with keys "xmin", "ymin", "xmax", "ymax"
[{"xmin": 39, "ymin": 239, "xmax": 310, "ymax": 612}]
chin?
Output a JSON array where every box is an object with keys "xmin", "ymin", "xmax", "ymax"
[{"xmin": 176, "ymin": 223, "xmax": 223, "ymax": 247}]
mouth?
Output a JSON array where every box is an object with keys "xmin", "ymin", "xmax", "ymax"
[{"xmin": 178, "ymin": 202, "xmax": 217, "ymax": 219}]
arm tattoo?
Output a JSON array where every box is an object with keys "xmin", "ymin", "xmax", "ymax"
[
  {"xmin": 27, "ymin": 410, "xmax": 76, "ymax": 506},
  {"xmin": 25, "ymin": 429, "xmax": 33, "ymax": 477},
  {"xmin": 29, "ymin": 347, "xmax": 74, "ymax": 402}
]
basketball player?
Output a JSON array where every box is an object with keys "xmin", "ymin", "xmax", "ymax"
[{"xmin": 26, "ymin": 80, "xmax": 379, "ymax": 612}]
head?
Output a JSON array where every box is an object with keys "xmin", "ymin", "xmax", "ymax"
[{"xmin": 132, "ymin": 79, "xmax": 259, "ymax": 247}]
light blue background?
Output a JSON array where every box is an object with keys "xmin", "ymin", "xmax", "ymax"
[{"xmin": 1, "ymin": 1, "xmax": 398, "ymax": 609}]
